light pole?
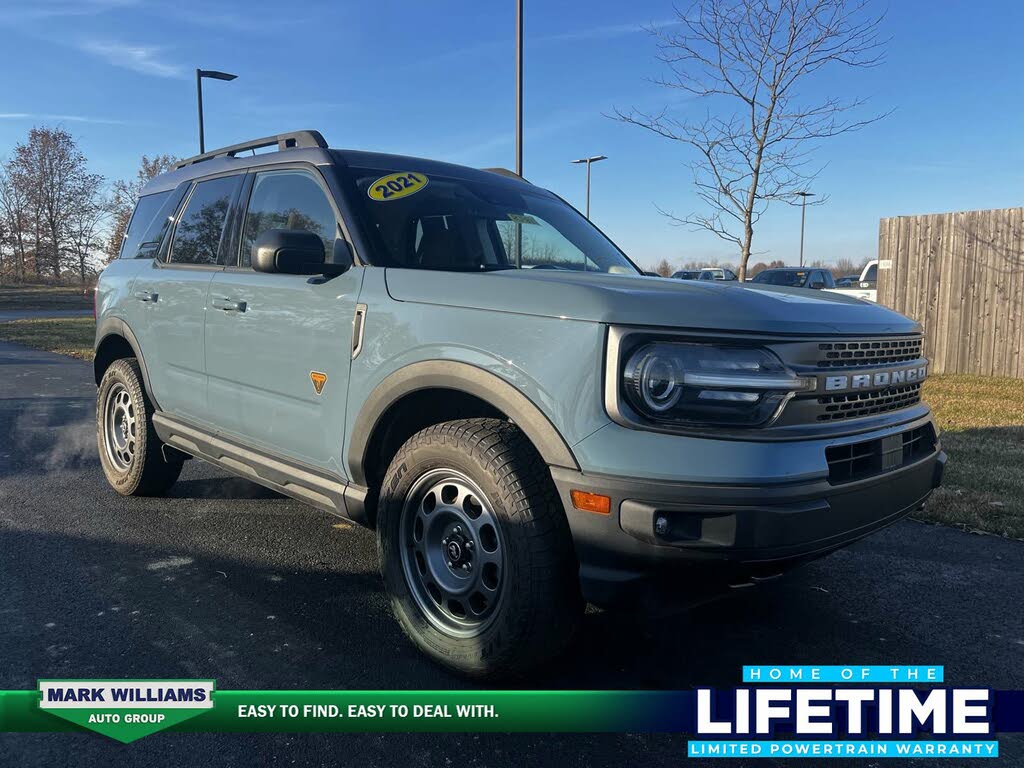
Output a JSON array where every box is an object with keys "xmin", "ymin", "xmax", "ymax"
[
  {"xmin": 515, "ymin": 0, "xmax": 523, "ymax": 177},
  {"xmin": 796, "ymin": 191, "xmax": 815, "ymax": 266},
  {"xmin": 196, "ymin": 69, "xmax": 238, "ymax": 154},
  {"xmin": 571, "ymin": 155, "xmax": 608, "ymax": 219}
]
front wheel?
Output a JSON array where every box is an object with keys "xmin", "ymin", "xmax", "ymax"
[
  {"xmin": 377, "ymin": 419, "xmax": 583, "ymax": 678},
  {"xmin": 96, "ymin": 358, "xmax": 182, "ymax": 496}
]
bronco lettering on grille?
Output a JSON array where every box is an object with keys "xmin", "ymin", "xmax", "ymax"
[{"xmin": 824, "ymin": 364, "xmax": 928, "ymax": 393}]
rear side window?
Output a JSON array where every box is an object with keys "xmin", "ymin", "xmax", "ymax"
[
  {"xmin": 240, "ymin": 170, "xmax": 338, "ymax": 268},
  {"xmin": 168, "ymin": 176, "xmax": 241, "ymax": 265},
  {"xmin": 121, "ymin": 190, "xmax": 185, "ymax": 259},
  {"xmin": 120, "ymin": 193, "xmax": 167, "ymax": 259}
]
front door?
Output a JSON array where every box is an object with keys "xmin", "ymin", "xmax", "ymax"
[
  {"xmin": 204, "ymin": 168, "xmax": 363, "ymax": 476},
  {"xmin": 130, "ymin": 173, "xmax": 243, "ymax": 423}
]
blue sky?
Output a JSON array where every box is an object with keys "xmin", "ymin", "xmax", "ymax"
[{"xmin": 1, "ymin": 0, "xmax": 1021, "ymax": 270}]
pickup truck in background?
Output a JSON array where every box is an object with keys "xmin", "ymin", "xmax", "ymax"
[{"xmin": 826, "ymin": 259, "xmax": 878, "ymax": 302}]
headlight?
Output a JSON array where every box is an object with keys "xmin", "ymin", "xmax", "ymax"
[{"xmin": 621, "ymin": 342, "xmax": 815, "ymax": 428}]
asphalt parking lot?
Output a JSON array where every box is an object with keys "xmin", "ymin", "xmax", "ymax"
[{"xmin": 0, "ymin": 339, "xmax": 1021, "ymax": 767}]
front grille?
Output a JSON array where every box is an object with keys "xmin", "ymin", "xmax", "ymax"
[
  {"xmin": 826, "ymin": 424, "xmax": 936, "ymax": 484},
  {"xmin": 815, "ymin": 383, "xmax": 923, "ymax": 422},
  {"xmin": 816, "ymin": 337, "xmax": 922, "ymax": 368}
]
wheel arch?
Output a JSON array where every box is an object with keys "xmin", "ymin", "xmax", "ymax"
[
  {"xmin": 94, "ymin": 318, "xmax": 160, "ymax": 410},
  {"xmin": 348, "ymin": 361, "xmax": 579, "ymax": 493}
]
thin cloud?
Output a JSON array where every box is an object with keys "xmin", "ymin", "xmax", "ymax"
[
  {"xmin": 538, "ymin": 19, "xmax": 679, "ymax": 43},
  {"xmin": 418, "ymin": 17, "xmax": 678, "ymax": 69},
  {"xmin": 157, "ymin": 5, "xmax": 311, "ymax": 34},
  {"xmin": 444, "ymin": 110, "xmax": 596, "ymax": 164},
  {"xmin": 0, "ymin": 0, "xmax": 137, "ymax": 24},
  {"xmin": 0, "ymin": 112, "xmax": 126, "ymax": 125},
  {"xmin": 79, "ymin": 40, "xmax": 183, "ymax": 78}
]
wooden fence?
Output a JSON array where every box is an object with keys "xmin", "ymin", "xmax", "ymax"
[{"xmin": 877, "ymin": 207, "xmax": 1024, "ymax": 378}]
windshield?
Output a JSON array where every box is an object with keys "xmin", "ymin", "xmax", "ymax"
[
  {"xmin": 752, "ymin": 270, "xmax": 809, "ymax": 287},
  {"xmin": 346, "ymin": 167, "xmax": 639, "ymax": 274}
]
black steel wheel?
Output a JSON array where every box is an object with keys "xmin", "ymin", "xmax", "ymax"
[{"xmin": 378, "ymin": 418, "xmax": 583, "ymax": 678}]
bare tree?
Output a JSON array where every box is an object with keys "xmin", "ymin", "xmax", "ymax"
[
  {"xmin": 66, "ymin": 176, "xmax": 109, "ymax": 284},
  {"xmin": 0, "ymin": 161, "xmax": 32, "ymax": 281},
  {"xmin": 831, "ymin": 256, "xmax": 861, "ymax": 277},
  {"xmin": 7, "ymin": 127, "xmax": 107, "ymax": 282},
  {"xmin": 616, "ymin": 0, "xmax": 888, "ymax": 279},
  {"xmin": 0, "ymin": 127, "xmax": 109, "ymax": 284},
  {"xmin": 106, "ymin": 154, "xmax": 179, "ymax": 262},
  {"xmin": 653, "ymin": 257, "xmax": 675, "ymax": 276}
]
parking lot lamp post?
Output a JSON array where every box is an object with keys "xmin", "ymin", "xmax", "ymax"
[
  {"xmin": 571, "ymin": 155, "xmax": 608, "ymax": 219},
  {"xmin": 796, "ymin": 191, "xmax": 815, "ymax": 266},
  {"xmin": 515, "ymin": 0, "xmax": 523, "ymax": 178},
  {"xmin": 196, "ymin": 69, "xmax": 238, "ymax": 154}
]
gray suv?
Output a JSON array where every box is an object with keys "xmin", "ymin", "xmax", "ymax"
[{"xmin": 94, "ymin": 131, "xmax": 945, "ymax": 677}]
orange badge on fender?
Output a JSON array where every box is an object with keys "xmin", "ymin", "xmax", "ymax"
[{"xmin": 310, "ymin": 371, "xmax": 328, "ymax": 395}]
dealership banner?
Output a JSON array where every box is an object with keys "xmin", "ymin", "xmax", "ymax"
[{"xmin": 1, "ymin": 666, "xmax": 1022, "ymax": 754}]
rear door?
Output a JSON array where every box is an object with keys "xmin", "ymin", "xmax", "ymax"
[
  {"xmin": 130, "ymin": 173, "xmax": 243, "ymax": 423},
  {"xmin": 204, "ymin": 166, "xmax": 363, "ymax": 474}
]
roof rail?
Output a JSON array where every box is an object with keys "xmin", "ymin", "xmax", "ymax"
[
  {"xmin": 175, "ymin": 130, "xmax": 328, "ymax": 169},
  {"xmin": 482, "ymin": 167, "xmax": 529, "ymax": 183}
]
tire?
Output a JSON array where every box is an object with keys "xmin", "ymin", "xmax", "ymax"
[
  {"xmin": 377, "ymin": 418, "xmax": 583, "ymax": 679},
  {"xmin": 96, "ymin": 358, "xmax": 182, "ymax": 497}
]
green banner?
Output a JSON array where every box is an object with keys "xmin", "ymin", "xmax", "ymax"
[{"xmin": 3, "ymin": 687, "xmax": 686, "ymax": 741}]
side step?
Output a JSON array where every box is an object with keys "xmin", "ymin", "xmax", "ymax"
[{"xmin": 152, "ymin": 412, "xmax": 367, "ymax": 524}]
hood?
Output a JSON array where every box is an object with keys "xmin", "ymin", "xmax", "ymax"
[{"xmin": 384, "ymin": 269, "xmax": 920, "ymax": 336}]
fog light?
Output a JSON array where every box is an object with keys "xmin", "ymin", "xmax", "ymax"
[{"xmin": 655, "ymin": 515, "xmax": 669, "ymax": 535}]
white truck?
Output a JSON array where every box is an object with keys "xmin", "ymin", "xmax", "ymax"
[{"xmin": 826, "ymin": 259, "xmax": 878, "ymax": 302}]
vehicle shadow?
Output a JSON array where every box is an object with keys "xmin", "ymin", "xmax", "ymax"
[
  {"xmin": 169, "ymin": 476, "xmax": 285, "ymax": 500},
  {"xmin": 0, "ymin": 522, "xmax": 906, "ymax": 694}
]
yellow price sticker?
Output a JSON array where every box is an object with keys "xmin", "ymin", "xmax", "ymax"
[{"xmin": 368, "ymin": 172, "xmax": 429, "ymax": 201}]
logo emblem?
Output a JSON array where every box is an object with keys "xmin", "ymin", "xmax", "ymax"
[
  {"xmin": 37, "ymin": 679, "xmax": 215, "ymax": 743},
  {"xmin": 310, "ymin": 371, "xmax": 328, "ymax": 395}
]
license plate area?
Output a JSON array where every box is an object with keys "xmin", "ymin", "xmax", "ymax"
[{"xmin": 825, "ymin": 424, "xmax": 936, "ymax": 484}]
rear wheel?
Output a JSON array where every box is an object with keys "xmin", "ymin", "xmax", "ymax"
[
  {"xmin": 96, "ymin": 358, "xmax": 182, "ymax": 496},
  {"xmin": 378, "ymin": 418, "xmax": 583, "ymax": 678}
]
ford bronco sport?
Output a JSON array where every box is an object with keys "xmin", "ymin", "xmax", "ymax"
[{"xmin": 94, "ymin": 131, "xmax": 945, "ymax": 677}]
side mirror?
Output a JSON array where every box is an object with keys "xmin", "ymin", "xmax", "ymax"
[
  {"xmin": 252, "ymin": 230, "xmax": 354, "ymax": 276},
  {"xmin": 253, "ymin": 229, "xmax": 326, "ymax": 275},
  {"xmin": 809, "ymin": 280, "xmax": 825, "ymax": 290}
]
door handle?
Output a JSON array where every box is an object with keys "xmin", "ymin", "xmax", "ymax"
[
  {"xmin": 134, "ymin": 290, "xmax": 158, "ymax": 303},
  {"xmin": 212, "ymin": 297, "xmax": 246, "ymax": 313}
]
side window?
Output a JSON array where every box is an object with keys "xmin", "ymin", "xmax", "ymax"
[
  {"xmin": 863, "ymin": 264, "xmax": 877, "ymax": 283},
  {"xmin": 120, "ymin": 192, "xmax": 168, "ymax": 259},
  {"xmin": 240, "ymin": 170, "xmax": 338, "ymax": 268},
  {"xmin": 168, "ymin": 176, "xmax": 241, "ymax": 266},
  {"xmin": 121, "ymin": 187, "xmax": 188, "ymax": 259},
  {"xmin": 823, "ymin": 271, "xmax": 835, "ymax": 288}
]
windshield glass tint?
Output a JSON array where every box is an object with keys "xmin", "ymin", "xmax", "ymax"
[
  {"xmin": 752, "ymin": 270, "xmax": 808, "ymax": 287},
  {"xmin": 348, "ymin": 167, "xmax": 638, "ymax": 274}
]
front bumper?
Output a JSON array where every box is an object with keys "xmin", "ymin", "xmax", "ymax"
[{"xmin": 551, "ymin": 431, "xmax": 946, "ymax": 607}]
